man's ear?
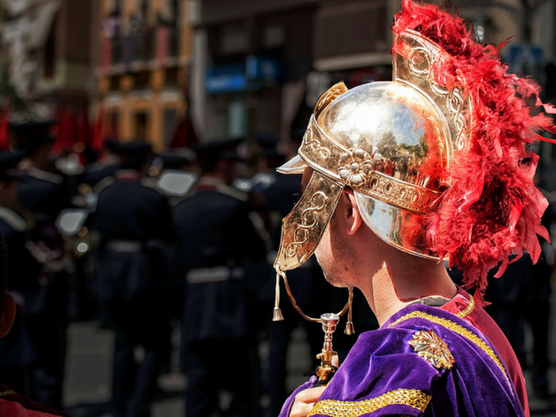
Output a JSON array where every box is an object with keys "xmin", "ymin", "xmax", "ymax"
[
  {"xmin": 0, "ymin": 293, "xmax": 16, "ymax": 338},
  {"xmin": 342, "ymin": 188, "xmax": 362, "ymax": 236}
]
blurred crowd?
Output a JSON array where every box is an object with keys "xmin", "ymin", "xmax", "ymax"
[
  {"xmin": 0, "ymin": 116, "xmax": 552, "ymax": 417},
  {"xmin": 0, "ymin": 121, "xmax": 379, "ymax": 417}
]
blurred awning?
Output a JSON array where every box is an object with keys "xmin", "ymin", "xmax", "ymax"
[{"xmin": 27, "ymin": 0, "xmax": 61, "ymax": 50}]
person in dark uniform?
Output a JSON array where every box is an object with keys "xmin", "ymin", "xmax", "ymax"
[
  {"xmin": 0, "ymin": 150, "xmax": 42, "ymax": 395},
  {"xmin": 244, "ymin": 139, "xmax": 318, "ymax": 416},
  {"xmin": 12, "ymin": 121, "xmax": 71, "ymax": 219},
  {"xmin": 155, "ymin": 150, "xmax": 196, "ymax": 174},
  {"xmin": 10, "ymin": 120, "xmax": 71, "ymax": 410},
  {"xmin": 0, "ymin": 229, "xmax": 70, "ymax": 417},
  {"xmin": 149, "ymin": 149, "xmax": 197, "ymax": 377},
  {"xmin": 173, "ymin": 139, "xmax": 266, "ymax": 417},
  {"xmin": 83, "ymin": 138, "xmax": 121, "ymax": 188},
  {"xmin": 259, "ymin": 166, "xmax": 320, "ymax": 417},
  {"xmin": 91, "ymin": 140, "xmax": 174, "ymax": 417},
  {"xmin": 485, "ymin": 185, "xmax": 554, "ymax": 400}
]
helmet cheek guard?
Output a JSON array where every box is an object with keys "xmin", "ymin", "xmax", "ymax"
[{"xmin": 274, "ymin": 171, "xmax": 343, "ymax": 272}]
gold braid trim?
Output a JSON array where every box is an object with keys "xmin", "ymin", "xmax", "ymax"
[
  {"xmin": 307, "ymin": 389, "xmax": 431, "ymax": 417},
  {"xmin": 0, "ymin": 389, "xmax": 15, "ymax": 398},
  {"xmin": 455, "ymin": 295, "xmax": 475, "ymax": 319},
  {"xmin": 388, "ymin": 311, "xmax": 508, "ymax": 381}
]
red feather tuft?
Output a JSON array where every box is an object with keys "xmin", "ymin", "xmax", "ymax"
[{"xmin": 393, "ymin": 0, "xmax": 555, "ymax": 305}]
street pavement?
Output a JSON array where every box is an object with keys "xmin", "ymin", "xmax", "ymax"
[{"xmin": 63, "ymin": 290, "xmax": 556, "ymax": 417}]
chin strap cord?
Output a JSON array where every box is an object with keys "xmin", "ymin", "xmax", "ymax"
[
  {"xmin": 272, "ymin": 265, "xmax": 284, "ymax": 321},
  {"xmin": 344, "ymin": 287, "xmax": 355, "ymax": 335}
]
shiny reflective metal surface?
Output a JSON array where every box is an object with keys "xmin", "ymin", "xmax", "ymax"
[
  {"xmin": 314, "ymin": 82, "xmax": 450, "ymax": 192},
  {"xmin": 315, "ymin": 313, "xmax": 340, "ymax": 386},
  {"xmin": 300, "ymin": 81, "xmax": 449, "ymax": 258},
  {"xmin": 273, "ymin": 171, "xmax": 343, "ymax": 271},
  {"xmin": 394, "ymin": 30, "xmax": 472, "ymax": 152},
  {"xmin": 355, "ymin": 191, "xmax": 437, "ymax": 259},
  {"xmin": 288, "ymin": 82, "xmax": 449, "ymax": 259}
]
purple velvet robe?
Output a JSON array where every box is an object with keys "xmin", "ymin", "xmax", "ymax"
[{"xmin": 279, "ymin": 304, "xmax": 524, "ymax": 417}]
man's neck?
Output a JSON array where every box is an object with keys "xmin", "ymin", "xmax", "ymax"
[{"xmin": 362, "ymin": 261, "xmax": 457, "ymax": 326}]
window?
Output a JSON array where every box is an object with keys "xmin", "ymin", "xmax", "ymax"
[
  {"xmin": 108, "ymin": 0, "xmax": 121, "ymax": 15},
  {"xmin": 168, "ymin": 0, "xmax": 179, "ymax": 21},
  {"xmin": 163, "ymin": 108, "xmax": 178, "ymax": 147},
  {"xmin": 228, "ymin": 99, "xmax": 246, "ymax": 139},
  {"xmin": 138, "ymin": 0, "xmax": 148, "ymax": 18},
  {"xmin": 109, "ymin": 75, "xmax": 121, "ymax": 91},
  {"xmin": 133, "ymin": 71, "xmax": 150, "ymax": 88},
  {"xmin": 134, "ymin": 112, "xmax": 149, "ymax": 140},
  {"xmin": 164, "ymin": 68, "xmax": 178, "ymax": 85},
  {"xmin": 43, "ymin": 24, "xmax": 56, "ymax": 79},
  {"xmin": 107, "ymin": 110, "xmax": 120, "ymax": 138}
]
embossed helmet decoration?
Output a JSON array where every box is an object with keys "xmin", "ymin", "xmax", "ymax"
[{"xmin": 273, "ymin": 0, "xmax": 556, "ymax": 314}]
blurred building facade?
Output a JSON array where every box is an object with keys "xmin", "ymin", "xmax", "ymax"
[
  {"xmin": 91, "ymin": 0, "xmax": 193, "ymax": 151},
  {"xmin": 0, "ymin": 0, "xmax": 92, "ymax": 110},
  {"xmin": 189, "ymin": 0, "xmax": 556, "ymax": 145},
  {"xmin": 189, "ymin": 0, "xmax": 318, "ymax": 143},
  {"xmin": 1, "ymin": 0, "xmax": 555, "ymax": 152}
]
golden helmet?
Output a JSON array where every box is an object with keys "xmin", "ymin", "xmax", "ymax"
[{"xmin": 274, "ymin": 28, "xmax": 469, "ymax": 270}]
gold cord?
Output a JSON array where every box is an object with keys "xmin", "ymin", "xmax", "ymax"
[
  {"xmin": 272, "ymin": 265, "xmax": 284, "ymax": 321},
  {"xmin": 344, "ymin": 287, "xmax": 355, "ymax": 335},
  {"xmin": 275, "ymin": 264, "xmax": 351, "ymax": 324}
]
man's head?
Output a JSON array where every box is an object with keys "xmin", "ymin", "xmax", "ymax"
[
  {"xmin": 274, "ymin": 0, "xmax": 555, "ymax": 306},
  {"xmin": 116, "ymin": 140, "xmax": 152, "ymax": 174},
  {"xmin": 194, "ymin": 138, "xmax": 242, "ymax": 183},
  {"xmin": 0, "ymin": 150, "xmax": 26, "ymax": 209},
  {"xmin": 274, "ymin": 79, "xmax": 449, "ymax": 279},
  {"xmin": 10, "ymin": 120, "xmax": 56, "ymax": 170}
]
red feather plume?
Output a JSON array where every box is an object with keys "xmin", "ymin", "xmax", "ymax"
[{"xmin": 392, "ymin": 0, "xmax": 555, "ymax": 305}]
